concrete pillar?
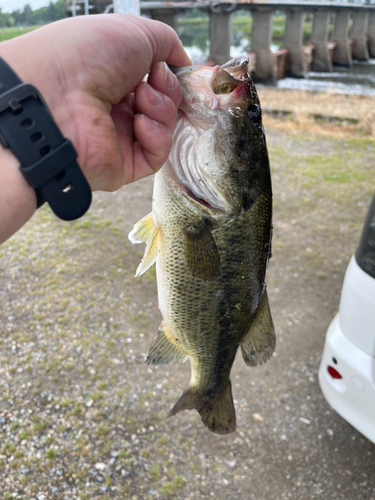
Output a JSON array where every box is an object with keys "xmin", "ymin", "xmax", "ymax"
[
  {"xmin": 209, "ymin": 12, "xmax": 231, "ymax": 66},
  {"xmin": 368, "ymin": 11, "xmax": 375, "ymax": 58},
  {"xmin": 151, "ymin": 9, "xmax": 177, "ymax": 30},
  {"xmin": 283, "ymin": 8, "xmax": 306, "ymax": 78},
  {"xmin": 351, "ymin": 10, "xmax": 370, "ymax": 61},
  {"xmin": 310, "ymin": 9, "xmax": 332, "ymax": 72},
  {"xmin": 332, "ymin": 10, "xmax": 353, "ymax": 66},
  {"xmin": 251, "ymin": 8, "xmax": 275, "ymax": 84}
]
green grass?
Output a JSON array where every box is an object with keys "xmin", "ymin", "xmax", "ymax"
[
  {"xmin": 269, "ymin": 139, "xmax": 375, "ymax": 201},
  {"xmin": 267, "ymin": 136, "xmax": 375, "ymax": 278},
  {"xmin": 45, "ymin": 448, "xmax": 57, "ymax": 460},
  {"xmin": 0, "ymin": 25, "xmax": 40, "ymax": 42},
  {"xmin": 160, "ymin": 475, "xmax": 186, "ymax": 496},
  {"xmin": 150, "ymin": 463, "xmax": 161, "ymax": 481},
  {"xmin": 302, "ymin": 153, "xmax": 366, "ymax": 183}
]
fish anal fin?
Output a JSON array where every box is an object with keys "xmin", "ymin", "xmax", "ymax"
[
  {"xmin": 145, "ymin": 321, "xmax": 188, "ymax": 366},
  {"xmin": 128, "ymin": 213, "xmax": 154, "ymax": 244},
  {"xmin": 241, "ymin": 290, "xmax": 276, "ymax": 367},
  {"xmin": 168, "ymin": 381, "xmax": 236, "ymax": 435},
  {"xmin": 185, "ymin": 219, "xmax": 220, "ymax": 282}
]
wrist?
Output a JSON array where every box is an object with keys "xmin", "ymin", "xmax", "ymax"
[
  {"xmin": 0, "ymin": 147, "xmax": 36, "ymax": 244},
  {"xmin": 0, "ymin": 42, "xmax": 91, "ymax": 224},
  {"xmin": 0, "ymin": 27, "xmax": 76, "ymax": 145}
]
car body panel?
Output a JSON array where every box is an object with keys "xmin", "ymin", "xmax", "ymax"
[
  {"xmin": 339, "ymin": 256, "xmax": 375, "ymax": 356},
  {"xmin": 319, "ymin": 313, "xmax": 375, "ymax": 443}
]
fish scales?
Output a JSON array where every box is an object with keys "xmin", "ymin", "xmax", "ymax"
[{"xmin": 129, "ymin": 56, "xmax": 275, "ymax": 434}]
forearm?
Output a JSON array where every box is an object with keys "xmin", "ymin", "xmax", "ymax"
[
  {"xmin": 0, "ymin": 15, "xmax": 190, "ymax": 244},
  {"xmin": 0, "ymin": 148, "xmax": 36, "ymax": 244}
]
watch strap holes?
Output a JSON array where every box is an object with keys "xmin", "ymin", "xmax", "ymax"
[
  {"xmin": 21, "ymin": 118, "xmax": 34, "ymax": 129},
  {"xmin": 39, "ymin": 145, "xmax": 50, "ymax": 156},
  {"xmin": 55, "ymin": 171, "xmax": 66, "ymax": 182},
  {"xmin": 62, "ymin": 184, "xmax": 72, "ymax": 193},
  {"xmin": 10, "ymin": 99, "xmax": 23, "ymax": 115},
  {"xmin": 31, "ymin": 131, "xmax": 43, "ymax": 142}
]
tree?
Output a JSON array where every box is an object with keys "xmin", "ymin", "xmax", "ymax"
[
  {"xmin": 48, "ymin": 1, "xmax": 56, "ymax": 22},
  {"xmin": 10, "ymin": 0, "xmax": 68, "ymax": 26},
  {"xmin": 11, "ymin": 9, "xmax": 24, "ymax": 25},
  {"xmin": 0, "ymin": 7, "xmax": 7, "ymax": 27},
  {"xmin": 54, "ymin": 0, "xmax": 67, "ymax": 20},
  {"xmin": 23, "ymin": 4, "xmax": 34, "ymax": 25}
]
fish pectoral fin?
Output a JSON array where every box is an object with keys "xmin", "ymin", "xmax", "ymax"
[
  {"xmin": 128, "ymin": 213, "xmax": 162, "ymax": 277},
  {"xmin": 241, "ymin": 290, "xmax": 276, "ymax": 367},
  {"xmin": 184, "ymin": 220, "xmax": 220, "ymax": 282},
  {"xmin": 145, "ymin": 322, "xmax": 188, "ymax": 365},
  {"xmin": 128, "ymin": 213, "xmax": 154, "ymax": 244},
  {"xmin": 168, "ymin": 381, "xmax": 236, "ymax": 435},
  {"xmin": 135, "ymin": 225, "xmax": 161, "ymax": 277}
]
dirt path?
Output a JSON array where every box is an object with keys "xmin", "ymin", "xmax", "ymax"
[{"xmin": 0, "ymin": 122, "xmax": 375, "ymax": 499}]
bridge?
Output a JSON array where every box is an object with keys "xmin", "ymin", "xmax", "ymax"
[{"xmin": 67, "ymin": 0, "xmax": 375, "ymax": 83}]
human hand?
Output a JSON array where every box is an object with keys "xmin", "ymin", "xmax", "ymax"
[{"xmin": 0, "ymin": 14, "xmax": 191, "ymax": 192}]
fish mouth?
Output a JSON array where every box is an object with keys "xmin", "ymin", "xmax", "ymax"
[
  {"xmin": 170, "ymin": 55, "xmax": 249, "ymax": 84},
  {"xmin": 171, "ymin": 56, "xmax": 250, "ymax": 107},
  {"xmin": 173, "ymin": 57, "xmax": 251, "ymax": 123},
  {"xmin": 212, "ymin": 56, "xmax": 250, "ymax": 94},
  {"xmin": 167, "ymin": 57, "xmax": 252, "ymax": 215}
]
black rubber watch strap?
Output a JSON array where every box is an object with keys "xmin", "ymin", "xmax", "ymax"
[{"xmin": 0, "ymin": 57, "xmax": 91, "ymax": 220}]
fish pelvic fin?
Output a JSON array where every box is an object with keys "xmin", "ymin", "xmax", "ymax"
[
  {"xmin": 128, "ymin": 213, "xmax": 161, "ymax": 277},
  {"xmin": 241, "ymin": 290, "xmax": 276, "ymax": 367},
  {"xmin": 184, "ymin": 219, "xmax": 220, "ymax": 282},
  {"xmin": 145, "ymin": 322, "xmax": 188, "ymax": 365},
  {"xmin": 168, "ymin": 381, "xmax": 236, "ymax": 435}
]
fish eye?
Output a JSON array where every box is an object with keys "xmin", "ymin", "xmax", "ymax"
[{"xmin": 247, "ymin": 104, "xmax": 261, "ymax": 125}]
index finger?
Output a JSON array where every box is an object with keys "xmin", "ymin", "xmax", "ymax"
[
  {"xmin": 114, "ymin": 15, "xmax": 192, "ymax": 96},
  {"xmin": 73, "ymin": 14, "xmax": 192, "ymax": 104}
]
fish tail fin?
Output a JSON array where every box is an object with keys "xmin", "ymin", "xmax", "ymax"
[{"xmin": 168, "ymin": 381, "xmax": 236, "ymax": 435}]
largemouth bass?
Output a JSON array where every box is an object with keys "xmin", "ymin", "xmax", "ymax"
[{"xmin": 129, "ymin": 56, "xmax": 275, "ymax": 434}]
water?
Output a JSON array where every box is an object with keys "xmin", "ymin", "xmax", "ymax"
[
  {"xmin": 179, "ymin": 19, "xmax": 251, "ymax": 64},
  {"xmin": 278, "ymin": 61, "xmax": 375, "ymax": 96},
  {"xmin": 179, "ymin": 22, "xmax": 375, "ymax": 96}
]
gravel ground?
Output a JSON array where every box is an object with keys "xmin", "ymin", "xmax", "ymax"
[{"xmin": 1, "ymin": 117, "xmax": 375, "ymax": 499}]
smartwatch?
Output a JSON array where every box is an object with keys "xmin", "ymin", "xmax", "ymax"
[{"xmin": 0, "ymin": 57, "xmax": 91, "ymax": 221}]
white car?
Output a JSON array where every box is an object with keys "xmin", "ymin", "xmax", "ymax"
[{"xmin": 319, "ymin": 195, "xmax": 375, "ymax": 443}]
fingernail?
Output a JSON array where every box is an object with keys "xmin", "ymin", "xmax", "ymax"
[
  {"xmin": 143, "ymin": 115, "xmax": 159, "ymax": 132},
  {"xmin": 164, "ymin": 62, "xmax": 177, "ymax": 89},
  {"xmin": 148, "ymin": 85, "xmax": 163, "ymax": 106}
]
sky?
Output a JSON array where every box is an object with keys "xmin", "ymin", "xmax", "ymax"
[{"xmin": 0, "ymin": 0, "xmax": 50, "ymax": 12}]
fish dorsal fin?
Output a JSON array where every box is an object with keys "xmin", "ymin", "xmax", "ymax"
[
  {"xmin": 184, "ymin": 219, "xmax": 220, "ymax": 282},
  {"xmin": 241, "ymin": 291, "xmax": 276, "ymax": 367},
  {"xmin": 146, "ymin": 322, "xmax": 188, "ymax": 365},
  {"xmin": 128, "ymin": 213, "xmax": 161, "ymax": 277}
]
